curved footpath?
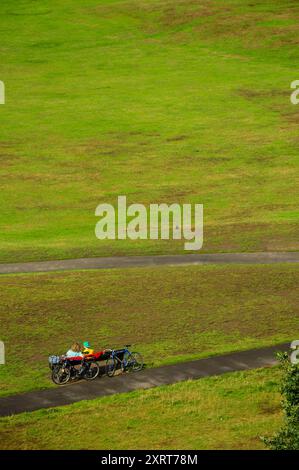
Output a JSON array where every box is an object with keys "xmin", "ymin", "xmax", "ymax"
[
  {"xmin": 0, "ymin": 343, "xmax": 289, "ymax": 417},
  {"xmin": 0, "ymin": 252, "xmax": 299, "ymax": 274}
]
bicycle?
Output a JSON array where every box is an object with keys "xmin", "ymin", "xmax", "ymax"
[
  {"xmin": 50, "ymin": 355, "xmax": 100, "ymax": 385},
  {"xmin": 105, "ymin": 345, "xmax": 143, "ymax": 377}
]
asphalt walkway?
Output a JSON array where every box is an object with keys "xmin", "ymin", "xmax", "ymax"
[
  {"xmin": 0, "ymin": 343, "xmax": 289, "ymax": 417},
  {"xmin": 0, "ymin": 252, "xmax": 298, "ymax": 274}
]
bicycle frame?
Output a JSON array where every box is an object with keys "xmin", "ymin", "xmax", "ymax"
[
  {"xmin": 110, "ymin": 348, "xmax": 131, "ymax": 368},
  {"xmin": 105, "ymin": 346, "xmax": 143, "ymax": 377}
]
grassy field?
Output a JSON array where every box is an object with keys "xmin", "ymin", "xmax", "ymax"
[
  {"xmin": 0, "ymin": 263, "xmax": 297, "ymax": 396},
  {"xmin": 0, "ymin": 367, "xmax": 283, "ymax": 450},
  {"xmin": 0, "ymin": 0, "xmax": 299, "ymax": 262}
]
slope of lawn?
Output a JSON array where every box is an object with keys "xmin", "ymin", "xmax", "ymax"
[
  {"xmin": 0, "ymin": 0, "xmax": 299, "ymax": 262},
  {"xmin": 0, "ymin": 367, "xmax": 283, "ymax": 450},
  {"xmin": 0, "ymin": 263, "xmax": 297, "ymax": 396}
]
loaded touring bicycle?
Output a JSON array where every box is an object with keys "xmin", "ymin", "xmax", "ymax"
[{"xmin": 49, "ymin": 346, "xmax": 143, "ymax": 385}]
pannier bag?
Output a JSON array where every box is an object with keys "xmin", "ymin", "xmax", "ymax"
[
  {"xmin": 92, "ymin": 351, "xmax": 106, "ymax": 361},
  {"xmin": 114, "ymin": 349, "xmax": 125, "ymax": 361},
  {"xmin": 48, "ymin": 355, "xmax": 61, "ymax": 369},
  {"xmin": 100, "ymin": 351, "xmax": 111, "ymax": 361},
  {"xmin": 67, "ymin": 356, "xmax": 83, "ymax": 365}
]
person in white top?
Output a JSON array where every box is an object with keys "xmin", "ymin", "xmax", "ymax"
[{"xmin": 66, "ymin": 342, "xmax": 83, "ymax": 358}]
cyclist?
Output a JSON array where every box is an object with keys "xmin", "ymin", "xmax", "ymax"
[
  {"xmin": 66, "ymin": 342, "xmax": 84, "ymax": 358},
  {"xmin": 82, "ymin": 341, "xmax": 94, "ymax": 355}
]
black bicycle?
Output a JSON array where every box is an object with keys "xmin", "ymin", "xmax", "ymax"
[
  {"xmin": 49, "ymin": 355, "xmax": 100, "ymax": 385},
  {"xmin": 105, "ymin": 345, "xmax": 143, "ymax": 377}
]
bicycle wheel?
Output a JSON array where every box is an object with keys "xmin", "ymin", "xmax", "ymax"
[
  {"xmin": 83, "ymin": 361, "xmax": 100, "ymax": 381},
  {"xmin": 51, "ymin": 365, "xmax": 71, "ymax": 385},
  {"xmin": 128, "ymin": 352, "xmax": 143, "ymax": 372},
  {"xmin": 105, "ymin": 357, "xmax": 117, "ymax": 377},
  {"xmin": 121, "ymin": 351, "xmax": 131, "ymax": 372}
]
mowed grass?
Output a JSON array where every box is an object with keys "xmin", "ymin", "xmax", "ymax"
[
  {"xmin": 0, "ymin": 263, "xmax": 297, "ymax": 396},
  {"xmin": 0, "ymin": 367, "xmax": 283, "ymax": 450},
  {"xmin": 0, "ymin": 0, "xmax": 299, "ymax": 262}
]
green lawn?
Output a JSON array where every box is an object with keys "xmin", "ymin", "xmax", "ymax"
[
  {"xmin": 0, "ymin": 263, "xmax": 297, "ymax": 396},
  {"xmin": 0, "ymin": 367, "xmax": 283, "ymax": 450},
  {"xmin": 0, "ymin": 0, "xmax": 299, "ymax": 262}
]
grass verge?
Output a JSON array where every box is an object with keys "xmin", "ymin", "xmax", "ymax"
[
  {"xmin": 0, "ymin": 263, "xmax": 297, "ymax": 396},
  {"xmin": 0, "ymin": 367, "xmax": 283, "ymax": 450},
  {"xmin": 1, "ymin": 0, "xmax": 299, "ymax": 261}
]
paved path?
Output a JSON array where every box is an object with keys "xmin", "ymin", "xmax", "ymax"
[
  {"xmin": 0, "ymin": 343, "xmax": 289, "ymax": 417},
  {"xmin": 0, "ymin": 252, "xmax": 298, "ymax": 274}
]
